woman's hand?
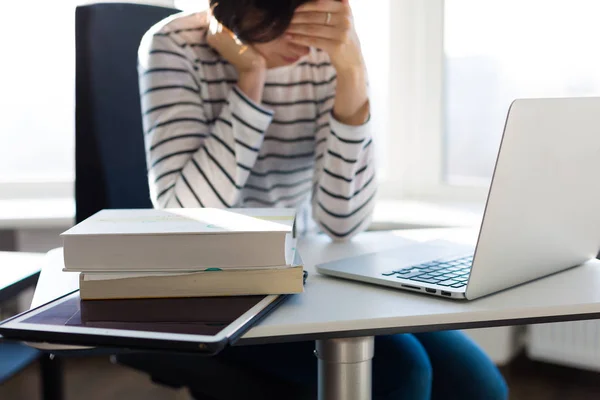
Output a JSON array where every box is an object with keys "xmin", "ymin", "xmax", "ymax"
[
  {"xmin": 286, "ymin": 0, "xmax": 365, "ymax": 74},
  {"xmin": 206, "ymin": 16, "xmax": 267, "ymax": 103},
  {"xmin": 207, "ymin": 16, "xmax": 266, "ymax": 73},
  {"xmin": 287, "ymin": 0, "xmax": 369, "ymax": 126}
]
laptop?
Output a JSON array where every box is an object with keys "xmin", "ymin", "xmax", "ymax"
[{"xmin": 317, "ymin": 97, "xmax": 600, "ymax": 300}]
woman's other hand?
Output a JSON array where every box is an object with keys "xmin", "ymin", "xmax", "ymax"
[
  {"xmin": 206, "ymin": 16, "xmax": 267, "ymax": 73},
  {"xmin": 287, "ymin": 0, "xmax": 369, "ymax": 126},
  {"xmin": 206, "ymin": 16, "xmax": 267, "ymax": 103},
  {"xmin": 286, "ymin": 0, "xmax": 365, "ymax": 75}
]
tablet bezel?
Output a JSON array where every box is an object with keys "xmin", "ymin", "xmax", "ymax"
[{"xmin": 0, "ymin": 290, "xmax": 284, "ymax": 355}]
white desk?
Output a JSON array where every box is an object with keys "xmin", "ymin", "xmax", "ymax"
[{"xmin": 29, "ymin": 229, "xmax": 600, "ymax": 400}]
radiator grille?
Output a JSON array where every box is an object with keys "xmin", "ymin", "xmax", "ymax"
[{"xmin": 528, "ymin": 321, "xmax": 600, "ymax": 371}]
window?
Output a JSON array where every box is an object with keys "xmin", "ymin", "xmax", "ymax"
[
  {"xmin": 0, "ymin": 0, "xmax": 174, "ymax": 199},
  {"xmin": 386, "ymin": 0, "xmax": 600, "ymax": 202},
  {"xmin": 15, "ymin": 0, "xmax": 597, "ymax": 206},
  {"xmin": 445, "ymin": 0, "xmax": 600, "ymax": 185},
  {"xmin": 1, "ymin": 2, "xmax": 79, "ymax": 192},
  {"xmin": 351, "ymin": 0, "xmax": 390, "ymax": 180}
]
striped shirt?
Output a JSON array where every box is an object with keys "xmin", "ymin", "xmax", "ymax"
[{"xmin": 137, "ymin": 11, "xmax": 376, "ymax": 240}]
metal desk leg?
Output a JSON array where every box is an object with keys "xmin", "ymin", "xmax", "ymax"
[{"xmin": 315, "ymin": 336, "xmax": 375, "ymax": 400}]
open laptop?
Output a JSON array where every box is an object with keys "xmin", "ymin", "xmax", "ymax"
[{"xmin": 317, "ymin": 97, "xmax": 600, "ymax": 300}]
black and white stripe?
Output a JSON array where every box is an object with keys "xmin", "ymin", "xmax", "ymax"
[{"xmin": 138, "ymin": 11, "xmax": 377, "ymax": 240}]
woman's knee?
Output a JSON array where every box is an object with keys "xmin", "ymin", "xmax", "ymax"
[
  {"xmin": 408, "ymin": 355, "xmax": 433, "ymax": 396},
  {"xmin": 481, "ymin": 371, "xmax": 509, "ymax": 400},
  {"xmin": 416, "ymin": 331, "xmax": 508, "ymax": 400},
  {"xmin": 373, "ymin": 334, "xmax": 432, "ymax": 399}
]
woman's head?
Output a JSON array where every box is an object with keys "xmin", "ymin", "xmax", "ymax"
[{"xmin": 209, "ymin": 0, "xmax": 312, "ymax": 68}]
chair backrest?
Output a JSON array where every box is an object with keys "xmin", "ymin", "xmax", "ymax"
[
  {"xmin": 75, "ymin": 3, "xmax": 178, "ymax": 223},
  {"xmin": 0, "ymin": 341, "xmax": 39, "ymax": 383}
]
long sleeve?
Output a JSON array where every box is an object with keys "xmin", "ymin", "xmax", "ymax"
[
  {"xmin": 311, "ymin": 85, "xmax": 376, "ymax": 241},
  {"xmin": 138, "ymin": 34, "xmax": 273, "ymax": 208}
]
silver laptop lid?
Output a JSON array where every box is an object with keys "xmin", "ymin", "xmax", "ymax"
[{"xmin": 467, "ymin": 97, "xmax": 600, "ymax": 299}]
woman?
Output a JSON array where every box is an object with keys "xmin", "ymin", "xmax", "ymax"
[
  {"xmin": 133, "ymin": 0, "xmax": 508, "ymax": 398},
  {"xmin": 140, "ymin": 0, "xmax": 374, "ymax": 239}
]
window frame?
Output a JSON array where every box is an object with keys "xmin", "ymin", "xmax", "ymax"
[
  {"xmin": 0, "ymin": 180, "xmax": 74, "ymax": 200},
  {"xmin": 379, "ymin": 0, "xmax": 489, "ymax": 204}
]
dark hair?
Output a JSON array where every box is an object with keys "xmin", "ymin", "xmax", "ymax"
[{"xmin": 210, "ymin": 0, "xmax": 311, "ymax": 43}]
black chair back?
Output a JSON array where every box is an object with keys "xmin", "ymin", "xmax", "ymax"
[{"xmin": 75, "ymin": 3, "xmax": 178, "ymax": 223}]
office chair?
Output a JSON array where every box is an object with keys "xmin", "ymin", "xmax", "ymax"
[
  {"xmin": 74, "ymin": 2, "xmax": 163, "ymax": 223},
  {"xmin": 0, "ymin": 341, "xmax": 39, "ymax": 383},
  {"xmin": 2, "ymin": 309, "xmax": 63, "ymax": 400},
  {"xmin": 75, "ymin": 2, "xmax": 188, "ymax": 399},
  {"xmin": 0, "ymin": 342, "xmax": 64, "ymax": 399},
  {"xmin": 73, "ymin": 3, "xmax": 310, "ymax": 399}
]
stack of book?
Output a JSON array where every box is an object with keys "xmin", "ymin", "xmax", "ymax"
[{"xmin": 61, "ymin": 208, "xmax": 304, "ymax": 300}]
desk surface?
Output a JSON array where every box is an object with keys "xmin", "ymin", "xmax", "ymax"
[
  {"xmin": 0, "ymin": 251, "xmax": 44, "ymax": 303},
  {"xmin": 31, "ymin": 229, "xmax": 600, "ymax": 344}
]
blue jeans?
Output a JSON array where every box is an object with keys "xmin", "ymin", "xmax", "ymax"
[
  {"xmin": 219, "ymin": 330, "xmax": 508, "ymax": 400},
  {"xmin": 118, "ymin": 330, "xmax": 507, "ymax": 399}
]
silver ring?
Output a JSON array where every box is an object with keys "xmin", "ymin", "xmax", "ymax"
[{"xmin": 325, "ymin": 12, "xmax": 332, "ymax": 25}]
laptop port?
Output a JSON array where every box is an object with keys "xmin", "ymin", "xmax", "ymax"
[
  {"xmin": 441, "ymin": 291, "xmax": 452, "ymax": 297},
  {"xmin": 425, "ymin": 288, "xmax": 437, "ymax": 294}
]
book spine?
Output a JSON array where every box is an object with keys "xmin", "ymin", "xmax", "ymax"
[
  {"xmin": 66, "ymin": 232, "xmax": 288, "ymax": 271},
  {"xmin": 79, "ymin": 268, "xmax": 304, "ymax": 301}
]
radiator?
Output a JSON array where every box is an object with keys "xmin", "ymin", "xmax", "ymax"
[{"xmin": 527, "ymin": 321, "xmax": 600, "ymax": 371}]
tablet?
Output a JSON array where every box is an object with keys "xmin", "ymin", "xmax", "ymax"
[{"xmin": 0, "ymin": 290, "xmax": 286, "ymax": 355}]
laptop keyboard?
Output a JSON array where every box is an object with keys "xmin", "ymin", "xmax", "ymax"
[{"xmin": 382, "ymin": 254, "xmax": 473, "ymax": 289}]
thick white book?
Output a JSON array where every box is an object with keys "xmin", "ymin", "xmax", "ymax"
[{"xmin": 61, "ymin": 208, "xmax": 296, "ymax": 272}]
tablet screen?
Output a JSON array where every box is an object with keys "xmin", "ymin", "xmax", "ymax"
[
  {"xmin": 22, "ymin": 293, "xmax": 267, "ymax": 336},
  {"xmin": 0, "ymin": 291, "xmax": 279, "ymax": 351}
]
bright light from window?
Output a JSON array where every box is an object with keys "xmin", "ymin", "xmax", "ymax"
[
  {"xmin": 0, "ymin": 2, "xmax": 78, "ymax": 183},
  {"xmin": 444, "ymin": 0, "xmax": 600, "ymax": 185}
]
